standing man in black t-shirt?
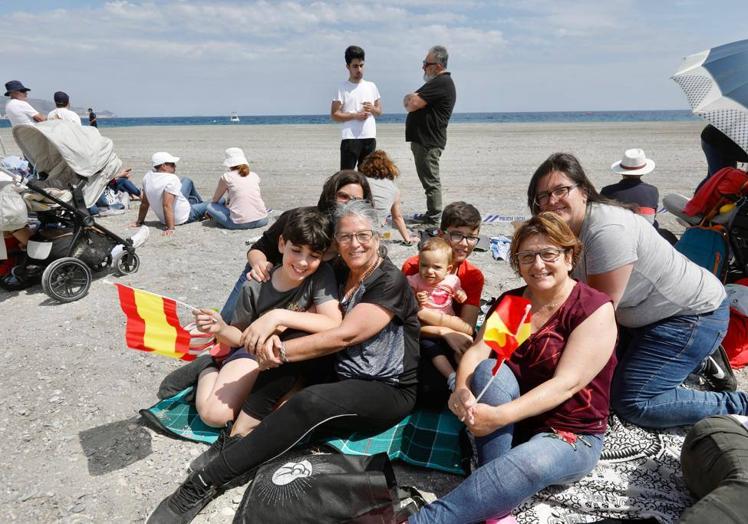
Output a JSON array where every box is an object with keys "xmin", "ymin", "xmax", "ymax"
[
  {"xmin": 87, "ymin": 107, "xmax": 97, "ymax": 127},
  {"xmin": 404, "ymin": 45, "xmax": 456, "ymax": 226}
]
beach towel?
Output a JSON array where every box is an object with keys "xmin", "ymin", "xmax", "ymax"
[
  {"xmin": 140, "ymin": 389, "xmax": 468, "ymax": 475},
  {"xmin": 514, "ymin": 414, "xmax": 691, "ymax": 523}
]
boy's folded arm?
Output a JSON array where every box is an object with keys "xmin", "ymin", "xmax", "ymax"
[
  {"xmin": 214, "ymin": 324, "xmax": 244, "ymax": 347},
  {"xmin": 270, "ymin": 300, "xmax": 343, "ymax": 334}
]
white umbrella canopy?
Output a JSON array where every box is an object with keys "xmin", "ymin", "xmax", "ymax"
[{"xmin": 672, "ymin": 38, "xmax": 748, "ymax": 155}]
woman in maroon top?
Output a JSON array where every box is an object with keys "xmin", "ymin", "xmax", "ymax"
[{"xmin": 411, "ymin": 212, "xmax": 617, "ymax": 524}]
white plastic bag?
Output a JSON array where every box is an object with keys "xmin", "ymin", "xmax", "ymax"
[{"xmin": 0, "ymin": 185, "xmax": 28, "ymax": 231}]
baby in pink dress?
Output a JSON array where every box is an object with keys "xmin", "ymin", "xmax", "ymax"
[{"xmin": 407, "ymin": 238, "xmax": 467, "ymax": 384}]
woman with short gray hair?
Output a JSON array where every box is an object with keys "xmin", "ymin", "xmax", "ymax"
[{"xmin": 148, "ymin": 200, "xmax": 420, "ymax": 523}]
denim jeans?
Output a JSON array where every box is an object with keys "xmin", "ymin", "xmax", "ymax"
[
  {"xmin": 612, "ymin": 298, "xmax": 748, "ymax": 429},
  {"xmin": 206, "ymin": 202, "xmax": 269, "ymax": 230},
  {"xmin": 180, "ymin": 176, "xmax": 204, "ymax": 205},
  {"xmin": 113, "ymin": 178, "xmax": 141, "ymax": 196},
  {"xmin": 220, "ymin": 263, "xmax": 250, "ymax": 321},
  {"xmin": 410, "ymin": 360, "xmax": 604, "ymax": 524}
]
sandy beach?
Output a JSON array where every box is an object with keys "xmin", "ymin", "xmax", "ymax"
[{"xmin": 2, "ymin": 120, "xmax": 744, "ymax": 522}]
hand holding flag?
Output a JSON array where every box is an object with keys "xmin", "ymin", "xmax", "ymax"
[
  {"xmin": 115, "ymin": 283, "xmax": 210, "ymax": 361},
  {"xmin": 474, "ymin": 295, "xmax": 532, "ymax": 402}
]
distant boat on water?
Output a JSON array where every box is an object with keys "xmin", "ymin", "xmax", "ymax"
[{"xmin": 230, "ymin": 113, "xmax": 240, "ymax": 123}]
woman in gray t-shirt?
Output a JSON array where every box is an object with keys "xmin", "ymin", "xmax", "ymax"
[{"xmin": 526, "ymin": 152, "xmax": 747, "ymax": 429}]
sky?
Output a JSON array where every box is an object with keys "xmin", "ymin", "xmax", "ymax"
[{"xmin": 2, "ymin": 0, "xmax": 747, "ymax": 117}]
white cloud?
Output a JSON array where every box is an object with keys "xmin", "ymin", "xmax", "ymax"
[{"xmin": 1, "ymin": 0, "xmax": 745, "ymax": 116}]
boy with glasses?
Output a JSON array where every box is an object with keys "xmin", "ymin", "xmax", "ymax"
[{"xmin": 402, "ymin": 201, "xmax": 484, "ymax": 407}]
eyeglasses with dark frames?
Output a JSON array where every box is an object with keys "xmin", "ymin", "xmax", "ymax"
[
  {"xmin": 533, "ymin": 184, "xmax": 578, "ymax": 207},
  {"xmin": 446, "ymin": 230, "xmax": 480, "ymax": 245},
  {"xmin": 513, "ymin": 248, "xmax": 564, "ymax": 265}
]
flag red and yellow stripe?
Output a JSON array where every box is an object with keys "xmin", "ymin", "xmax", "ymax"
[
  {"xmin": 115, "ymin": 283, "xmax": 193, "ymax": 360},
  {"xmin": 483, "ymin": 295, "xmax": 532, "ymax": 373}
]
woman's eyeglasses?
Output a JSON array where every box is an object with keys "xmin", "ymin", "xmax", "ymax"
[
  {"xmin": 533, "ymin": 184, "xmax": 578, "ymax": 207},
  {"xmin": 335, "ymin": 230, "xmax": 374, "ymax": 244},
  {"xmin": 513, "ymin": 248, "xmax": 564, "ymax": 265}
]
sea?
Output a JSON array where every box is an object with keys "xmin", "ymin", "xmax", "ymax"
[{"xmin": 0, "ymin": 110, "xmax": 699, "ymax": 129}]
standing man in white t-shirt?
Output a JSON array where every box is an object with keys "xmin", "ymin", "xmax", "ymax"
[
  {"xmin": 133, "ymin": 152, "xmax": 209, "ymax": 236},
  {"xmin": 4, "ymin": 80, "xmax": 45, "ymax": 127},
  {"xmin": 330, "ymin": 46, "xmax": 382, "ymax": 170},
  {"xmin": 47, "ymin": 91, "xmax": 82, "ymax": 125}
]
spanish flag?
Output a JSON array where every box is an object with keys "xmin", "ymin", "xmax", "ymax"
[
  {"xmin": 115, "ymin": 283, "xmax": 194, "ymax": 360},
  {"xmin": 483, "ymin": 295, "xmax": 532, "ymax": 373}
]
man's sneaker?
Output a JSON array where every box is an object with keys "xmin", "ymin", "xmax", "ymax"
[
  {"xmin": 146, "ymin": 471, "xmax": 220, "ymax": 524},
  {"xmin": 700, "ymin": 345, "xmax": 737, "ymax": 392},
  {"xmin": 189, "ymin": 421, "xmax": 241, "ymax": 472}
]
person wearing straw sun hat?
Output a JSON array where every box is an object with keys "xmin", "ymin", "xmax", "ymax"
[
  {"xmin": 601, "ymin": 148, "xmax": 660, "ymax": 226},
  {"xmin": 205, "ymin": 147, "xmax": 269, "ymax": 230}
]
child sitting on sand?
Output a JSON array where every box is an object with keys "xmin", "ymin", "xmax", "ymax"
[
  {"xmin": 407, "ymin": 237, "xmax": 468, "ymax": 389},
  {"xmin": 191, "ymin": 207, "xmax": 341, "ymax": 430}
]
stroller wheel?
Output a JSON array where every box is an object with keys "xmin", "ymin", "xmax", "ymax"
[
  {"xmin": 116, "ymin": 252, "xmax": 140, "ymax": 275},
  {"xmin": 41, "ymin": 257, "xmax": 92, "ymax": 303}
]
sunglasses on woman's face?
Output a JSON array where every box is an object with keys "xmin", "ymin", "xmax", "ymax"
[{"xmin": 335, "ymin": 190, "xmax": 361, "ymax": 203}]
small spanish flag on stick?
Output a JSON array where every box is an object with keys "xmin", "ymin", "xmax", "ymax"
[
  {"xmin": 115, "ymin": 283, "xmax": 196, "ymax": 361},
  {"xmin": 475, "ymin": 295, "xmax": 532, "ymax": 402}
]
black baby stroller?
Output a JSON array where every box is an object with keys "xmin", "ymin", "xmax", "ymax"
[{"xmin": 0, "ymin": 121, "xmax": 140, "ymax": 302}]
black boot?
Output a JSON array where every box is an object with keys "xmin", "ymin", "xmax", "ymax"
[
  {"xmin": 147, "ymin": 471, "xmax": 221, "ymax": 524},
  {"xmin": 189, "ymin": 421, "xmax": 241, "ymax": 472}
]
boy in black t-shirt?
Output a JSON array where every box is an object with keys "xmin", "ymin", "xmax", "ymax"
[{"xmin": 191, "ymin": 208, "xmax": 341, "ymax": 429}]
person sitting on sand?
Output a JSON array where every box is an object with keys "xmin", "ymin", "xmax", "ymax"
[
  {"xmin": 601, "ymin": 148, "xmax": 659, "ymax": 225},
  {"xmin": 132, "ymin": 152, "xmax": 208, "ymax": 236},
  {"xmin": 190, "ymin": 207, "xmax": 340, "ymax": 430},
  {"xmin": 401, "ymin": 201, "xmax": 485, "ymax": 409},
  {"xmin": 358, "ymin": 149, "xmax": 417, "ymax": 244},
  {"xmin": 219, "ymin": 169, "xmax": 372, "ymax": 321},
  {"xmin": 147, "ymin": 200, "xmax": 420, "ymax": 523},
  {"xmin": 407, "ymin": 237, "xmax": 468, "ymax": 391},
  {"xmin": 698, "ymin": 124, "xmax": 748, "ymax": 191},
  {"xmin": 528, "ymin": 152, "xmax": 748, "ymax": 428},
  {"xmin": 46, "ymin": 91, "xmax": 81, "ymax": 126},
  {"xmin": 205, "ymin": 147, "xmax": 269, "ymax": 230},
  {"xmin": 411, "ymin": 212, "xmax": 617, "ymax": 524}
]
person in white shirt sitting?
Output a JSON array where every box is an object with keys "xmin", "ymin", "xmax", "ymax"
[
  {"xmin": 4, "ymin": 80, "xmax": 45, "ymax": 127},
  {"xmin": 47, "ymin": 91, "xmax": 82, "ymax": 126},
  {"xmin": 132, "ymin": 152, "xmax": 208, "ymax": 236}
]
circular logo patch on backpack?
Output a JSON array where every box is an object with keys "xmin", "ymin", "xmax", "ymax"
[{"xmin": 271, "ymin": 459, "xmax": 313, "ymax": 486}]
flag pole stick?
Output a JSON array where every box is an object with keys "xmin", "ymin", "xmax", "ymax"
[
  {"xmin": 107, "ymin": 280, "xmax": 201, "ymax": 312},
  {"xmin": 474, "ymin": 304, "xmax": 532, "ymax": 403}
]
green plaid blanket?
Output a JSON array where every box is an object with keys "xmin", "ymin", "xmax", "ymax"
[
  {"xmin": 141, "ymin": 388, "xmax": 467, "ymax": 474},
  {"xmin": 323, "ymin": 408, "xmax": 467, "ymax": 474},
  {"xmin": 139, "ymin": 387, "xmax": 220, "ymax": 444}
]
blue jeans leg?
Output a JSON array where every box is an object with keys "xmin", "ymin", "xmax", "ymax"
[
  {"xmin": 612, "ymin": 299, "xmax": 748, "ymax": 428},
  {"xmin": 206, "ymin": 202, "xmax": 269, "ymax": 230},
  {"xmin": 186, "ymin": 202, "xmax": 209, "ymax": 223},
  {"xmin": 114, "ymin": 178, "xmax": 141, "ymax": 196},
  {"xmin": 180, "ymin": 176, "xmax": 204, "ymax": 204},
  {"xmin": 410, "ymin": 360, "xmax": 604, "ymax": 524},
  {"xmin": 220, "ymin": 263, "xmax": 250, "ymax": 322}
]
